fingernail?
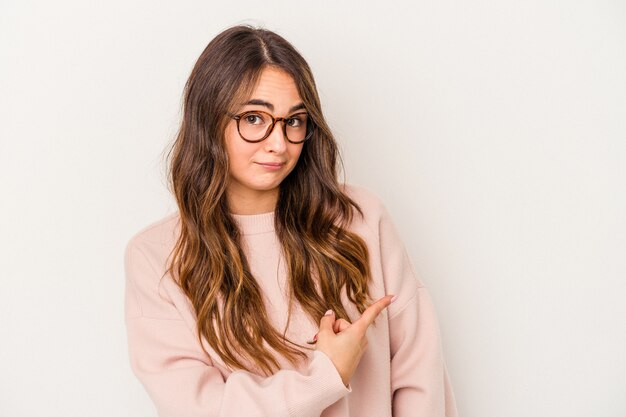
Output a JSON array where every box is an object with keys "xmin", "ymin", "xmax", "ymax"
[
  {"xmin": 324, "ymin": 309, "xmax": 333, "ymax": 316},
  {"xmin": 306, "ymin": 333, "xmax": 318, "ymax": 344},
  {"xmin": 390, "ymin": 295, "xmax": 397, "ymax": 304}
]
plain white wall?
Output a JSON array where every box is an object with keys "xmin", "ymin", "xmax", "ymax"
[{"xmin": 1, "ymin": 1, "xmax": 624, "ymax": 416}]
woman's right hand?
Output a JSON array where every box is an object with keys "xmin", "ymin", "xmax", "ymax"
[{"xmin": 314, "ymin": 294, "xmax": 396, "ymax": 387}]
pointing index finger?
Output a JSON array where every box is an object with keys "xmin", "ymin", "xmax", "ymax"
[{"xmin": 352, "ymin": 294, "xmax": 396, "ymax": 334}]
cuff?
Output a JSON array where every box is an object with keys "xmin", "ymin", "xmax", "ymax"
[
  {"xmin": 312, "ymin": 350, "xmax": 353, "ymax": 394},
  {"xmin": 285, "ymin": 350, "xmax": 352, "ymax": 416}
]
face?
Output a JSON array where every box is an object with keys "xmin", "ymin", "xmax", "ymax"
[{"xmin": 224, "ymin": 66, "xmax": 306, "ymax": 214}]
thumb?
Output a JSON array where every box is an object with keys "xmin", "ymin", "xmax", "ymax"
[
  {"xmin": 333, "ymin": 318, "xmax": 351, "ymax": 333},
  {"xmin": 318, "ymin": 309, "xmax": 335, "ymax": 335}
]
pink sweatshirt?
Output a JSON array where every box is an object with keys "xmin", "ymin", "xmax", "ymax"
[{"xmin": 124, "ymin": 183, "xmax": 458, "ymax": 417}]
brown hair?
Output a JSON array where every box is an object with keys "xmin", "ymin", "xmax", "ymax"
[{"xmin": 164, "ymin": 24, "xmax": 374, "ymax": 376}]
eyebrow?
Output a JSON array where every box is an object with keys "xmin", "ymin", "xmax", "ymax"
[{"xmin": 243, "ymin": 99, "xmax": 306, "ymax": 114}]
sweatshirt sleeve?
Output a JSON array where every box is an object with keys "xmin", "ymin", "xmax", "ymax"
[
  {"xmin": 388, "ymin": 289, "xmax": 459, "ymax": 417},
  {"xmin": 123, "ymin": 239, "xmax": 351, "ymax": 417},
  {"xmin": 375, "ymin": 201, "xmax": 458, "ymax": 417}
]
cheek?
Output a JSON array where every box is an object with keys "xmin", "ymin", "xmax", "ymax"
[
  {"xmin": 290, "ymin": 146, "xmax": 304, "ymax": 164},
  {"xmin": 225, "ymin": 126, "xmax": 249, "ymax": 168}
]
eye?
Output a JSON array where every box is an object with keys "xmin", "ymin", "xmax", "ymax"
[
  {"xmin": 243, "ymin": 113, "xmax": 265, "ymax": 125},
  {"xmin": 286, "ymin": 115, "xmax": 306, "ymax": 128}
]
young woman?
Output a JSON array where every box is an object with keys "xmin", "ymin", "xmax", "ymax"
[{"xmin": 124, "ymin": 24, "xmax": 458, "ymax": 417}]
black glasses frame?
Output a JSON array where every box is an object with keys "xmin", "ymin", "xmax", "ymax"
[{"xmin": 231, "ymin": 110, "xmax": 314, "ymax": 144}]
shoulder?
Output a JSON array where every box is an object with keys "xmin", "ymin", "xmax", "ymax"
[
  {"xmin": 126, "ymin": 211, "xmax": 180, "ymax": 245},
  {"xmin": 340, "ymin": 182, "xmax": 393, "ymax": 233},
  {"xmin": 124, "ymin": 211, "xmax": 181, "ymax": 270},
  {"xmin": 123, "ymin": 212, "xmax": 188, "ymax": 320},
  {"xmin": 340, "ymin": 183, "xmax": 387, "ymax": 218},
  {"xmin": 337, "ymin": 183, "xmax": 400, "ymax": 251},
  {"xmin": 340, "ymin": 183, "xmax": 425, "ymax": 312}
]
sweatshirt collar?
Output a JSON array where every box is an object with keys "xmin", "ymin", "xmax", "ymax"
[{"xmin": 230, "ymin": 211, "xmax": 275, "ymax": 235}]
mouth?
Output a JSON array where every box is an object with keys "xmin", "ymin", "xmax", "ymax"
[{"xmin": 255, "ymin": 162, "xmax": 285, "ymax": 167}]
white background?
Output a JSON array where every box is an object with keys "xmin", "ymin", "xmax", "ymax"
[{"xmin": 1, "ymin": 1, "xmax": 624, "ymax": 416}]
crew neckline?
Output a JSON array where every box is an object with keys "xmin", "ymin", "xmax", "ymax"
[{"xmin": 230, "ymin": 211, "xmax": 275, "ymax": 235}]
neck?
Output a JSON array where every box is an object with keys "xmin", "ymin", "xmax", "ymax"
[{"xmin": 227, "ymin": 186, "xmax": 279, "ymax": 215}]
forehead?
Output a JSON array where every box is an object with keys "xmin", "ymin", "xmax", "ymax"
[{"xmin": 245, "ymin": 67, "xmax": 301, "ymax": 103}]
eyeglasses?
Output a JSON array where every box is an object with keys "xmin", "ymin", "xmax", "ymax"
[{"xmin": 231, "ymin": 110, "xmax": 314, "ymax": 144}]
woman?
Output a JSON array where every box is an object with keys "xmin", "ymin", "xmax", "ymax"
[{"xmin": 124, "ymin": 24, "xmax": 458, "ymax": 417}]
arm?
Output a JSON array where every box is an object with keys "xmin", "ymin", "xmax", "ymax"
[
  {"xmin": 124, "ymin": 241, "xmax": 351, "ymax": 417},
  {"xmin": 375, "ymin": 202, "xmax": 458, "ymax": 417},
  {"xmin": 388, "ymin": 288, "xmax": 458, "ymax": 417}
]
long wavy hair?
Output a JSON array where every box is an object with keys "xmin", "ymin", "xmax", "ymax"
[{"xmin": 163, "ymin": 24, "xmax": 374, "ymax": 376}]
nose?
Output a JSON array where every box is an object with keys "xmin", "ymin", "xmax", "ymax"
[{"xmin": 264, "ymin": 120, "xmax": 288, "ymax": 153}]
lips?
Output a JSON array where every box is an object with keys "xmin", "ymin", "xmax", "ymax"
[{"xmin": 256, "ymin": 162, "xmax": 285, "ymax": 167}]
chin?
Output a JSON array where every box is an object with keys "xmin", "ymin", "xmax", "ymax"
[{"xmin": 246, "ymin": 181, "xmax": 282, "ymax": 191}]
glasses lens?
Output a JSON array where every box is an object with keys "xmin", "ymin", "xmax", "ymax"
[
  {"xmin": 284, "ymin": 113, "xmax": 309, "ymax": 142},
  {"xmin": 238, "ymin": 112, "xmax": 272, "ymax": 141}
]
